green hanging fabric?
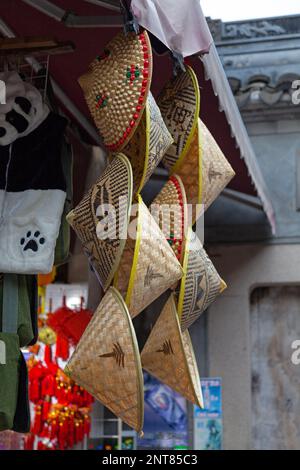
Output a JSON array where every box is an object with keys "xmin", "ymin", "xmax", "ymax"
[
  {"xmin": 54, "ymin": 138, "xmax": 73, "ymax": 266},
  {"xmin": 0, "ymin": 274, "xmax": 37, "ymax": 348},
  {"xmin": 0, "ymin": 274, "xmax": 21, "ymax": 432},
  {"xmin": 0, "ymin": 274, "xmax": 31, "ymax": 433}
]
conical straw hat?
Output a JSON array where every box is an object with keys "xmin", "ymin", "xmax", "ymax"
[
  {"xmin": 141, "ymin": 294, "xmax": 204, "ymax": 408},
  {"xmin": 177, "ymin": 228, "xmax": 226, "ymax": 331},
  {"xmin": 79, "ymin": 30, "xmax": 152, "ymax": 152},
  {"xmin": 65, "ymin": 287, "xmax": 144, "ymax": 433},
  {"xmin": 122, "ymin": 91, "xmax": 173, "ymax": 195},
  {"xmin": 159, "ymin": 66, "xmax": 235, "ymax": 221},
  {"xmin": 158, "ymin": 65, "xmax": 200, "ymax": 171},
  {"xmin": 115, "ymin": 195, "xmax": 183, "ymax": 318},
  {"xmin": 67, "ymin": 154, "xmax": 132, "ymax": 291},
  {"xmin": 151, "ymin": 175, "xmax": 188, "ymax": 263}
]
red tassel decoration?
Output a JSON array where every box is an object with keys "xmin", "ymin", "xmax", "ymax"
[
  {"xmin": 44, "ymin": 344, "xmax": 52, "ymax": 366},
  {"xmin": 32, "ymin": 404, "xmax": 43, "ymax": 435}
]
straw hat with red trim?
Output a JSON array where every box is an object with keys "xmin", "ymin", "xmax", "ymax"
[
  {"xmin": 79, "ymin": 30, "xmax": 173, "ymax": 195},
  {"xmin": 79, "ymin": 30, "xmax": 152, "ymax": 152},
  {"xmin": 151, "ymin": 174, "xmax": 188, "ymax": 264}
]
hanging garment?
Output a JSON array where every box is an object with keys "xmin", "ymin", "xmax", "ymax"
[
  {"xmin": 0, "ymin": 273, "xmax": 38, "ymax": 348},
  {"xmin": 54, "ymin": 136, "xmax": 73, "ymax": 267},
  {"xmin": 0, "ymin": 71, "xmax": 49, "ymax": 146},
  {"xmin": 0, "ymin": 274, "xmax": 30, "ymax": 433},
  {"xmin": 0, "ymin": 111, "xmax": 67, "ymax": 274},
  {"xmin": 131, "ymin": 0, "xmax": 213, "ymax": 57}
]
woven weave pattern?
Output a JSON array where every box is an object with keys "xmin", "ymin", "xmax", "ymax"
[
  {"xmin": 182, "ymin": 331, "xmax": 203, "ymax": 408},
  {"xmin": 199, "ymin": 120, "xmax": 235, "ymax": 210},
  {"xmin": 159, "ymin": 66, "xmax": 199, "ymax": 170},
  {"xmin": 116, "ymin": 199, "xmax": 183, "ymax": 318},
  {"xmin": 152, "ymin": 175, "xmax": 187, "ymax": 262},
  {"xmin": 123, "ymin": 104, "xmax": 147, "ymax": 195},
  {"xmin": 115, "ymin": 236, "xmax": 135, "ymax": 298},
  {"xmin": 144, "ymin": 93, "xmax": 173, "ymax": 182},
  {"xmin": 141, "ymin": 295, "xmax": 203, "ymax": 407},
  {"xmin": 175, "ymin": 120, "xmax": 200, "ymax": 209},
  {"xmin": 67, "ymin": 154, "xmax": 132, "ymax": 291},
  {"xmin": 159, "ymin": 63, "xmax": 235, "ymax": 219},
  {"xmin": 123, "ymin": 92, "xmax": 173, "ymax": 195},
  {"xmin": 79, "ymin": 31, "xmax": 152, "ymax": 151},
  {"xmin": 127, "ymin": 201, "xmax": 183, "ymax": 317},
  {"xmin": 178, "ymin": 231, "xmax": 224, "ymax": 331},
  {"xmin": 65, "ymin": 288, "xmax": 144, "ymax": 432}
]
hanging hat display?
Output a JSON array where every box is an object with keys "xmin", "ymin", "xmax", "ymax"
[
  {"xmin": 67, "ymin": 153, "xmax": 133, "ymax": 291},
  {"xmin": 79, "ymin": 31, "xmax": 152, "ymax": 152},
  {"xmin": 158, "ymin": 65, "xmax": 235, "ymax": 221},
  {"xmin": 65, "ymin": 287, "xmax": 144, "ymax": 433},
  {"xmin": 177, "ymin": 228, "xmax": 226, "ymax": 331},
  {"xmin": 151, "ymin": 174, "xmax": 188, "ymax": 263},
  {"xmin": 79, "ymin": 30, "xmax": 173, "ymax": 195},
  {"xmin": 141, "ymin": 294, "xmax": 204, "ymax": 408},
  {"xmin": 114, "ymin": 195, "xmax": 183, "ymax": 318}
]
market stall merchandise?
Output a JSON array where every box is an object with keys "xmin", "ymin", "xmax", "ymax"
[
  {"xmin": 0, "ymin": 274, "xmax": 31, "ymax": 433},
  {"xmin": 79, "ymin": 30, "xmax": 152, "ymax": 152},
  {"xmin": 0, "ymin": 77, "xmax": 68, "ymax": 274},
  {"xmin": 67, "ymin": 153, "xmax": 133, "ymax": 291},
  {"xmin": 114, "ymin": 195, "xmax": 183, "ymax": 318},
  {"xmin": 0, "ymin": 0, "xmax": 271, "ymax": 447},
  {"xmin": 79, "ymin": 30, "xmax": 173, "ymax": 195},
  {"xmin": 65, "ymin": 287, "xmax": 144, "ymax": 434},
  {"xmin": 26, "ymin": 347, "xmax": 93, "ymax": 450},
  {"xmin": 151, "ymin": 175, "xmax": 188, "ymax": 263},
  {"xmin": 177, "ymin": 228, "xmax": 226, "ymax": 331},
  {"xmin": 141, "ymin": 294, "xmax": 204, "ymax": 408},
  {"xmin": 0, "ymin": 71, "xmax": 49, "ymax": 145},
  {"xmin": 158, "ymin": 66, "xmax": 235, "ymax": 221}
]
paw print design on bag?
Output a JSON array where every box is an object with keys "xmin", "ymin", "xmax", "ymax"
[{"xmin": 0, "ymin": 72, "xmax": 67, "ymax": 274}]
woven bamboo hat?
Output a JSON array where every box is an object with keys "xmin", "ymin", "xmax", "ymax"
[
  {"xmin": 141, "ymin": 294, "xmax": 204, "ymax": 408},
  {"xmin": 122, "ymin": 91, "xmax": 173, "ymax": 195},
  {"xmin": 177, "ymin": 228, "xmax": 227, "ymax": 331},
  {"xmin": 65, "ymin": 287, "xmax": 144, "ymax": 433},
  {"xmin": 151, "ymin": 175, "xmax": 188, "ymax": 263},
  {"xmin": 158, "ymin": 66, "xmax": 235, "ymax": 221},
  {"xmin": 79, "ymin": 30, "xmax": 173, "ymax": 194},
  {"xmin": 114, "ymin": 195, "xmax": 183, "ymax": 318},
  {"xmin": 67, "ymin": 154, "xmax": 132, "ymax": 291},
  {"xmin": 79, "ymin": 30, "xmax": 152, "ymax": 152}
]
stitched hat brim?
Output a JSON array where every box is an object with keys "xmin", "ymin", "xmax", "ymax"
[
  {"xmin": 177, "ymin": 227, "xmax": 226, "ymax": 331},
  {"xmin": 67, "ymin": 153, "xmax": 133, "ymax": 291},
  {"xmin": 114, "ymin": 195, "xmax": 183, "ymax": 318},
  {"xmin": 65, "ymin": 287, "xmax": 144, "ymax": 433},
  {"xmin": 141, "ymin": 294, "xmax": 204, "ymax": 408}
]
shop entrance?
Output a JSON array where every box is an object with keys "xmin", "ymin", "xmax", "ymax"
[{"xmin": 250, "ymin": 286, "xmax": 300, "ymax": 450}]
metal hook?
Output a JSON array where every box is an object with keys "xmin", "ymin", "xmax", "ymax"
[
  {"xmin": 119, "ymin": 0, "xmax": 139, "ymax": 34},
  {"xmin": 171, "ymin": 51, "xmax": 186, "ymax": 76}
]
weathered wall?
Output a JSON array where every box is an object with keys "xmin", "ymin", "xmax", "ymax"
[
  {"xmin": 207, "ymin": 243, "xmax": 300, "ymax": 449},
  {"xmin": 246, "ymin": 119, "xmax": 300, "ymax": 241},
  {"xmin": 251, "ymin": 286, "xmax": 300, "ymax": 450}
]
